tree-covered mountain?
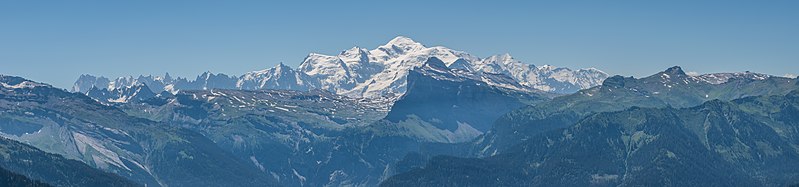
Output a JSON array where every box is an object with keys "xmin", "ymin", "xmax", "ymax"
[
  {"xmin": 0, "ymin": 75, "xmax": 277, "ymax": 186},
  {"xmin": 470, "ymin": 66, "xmax": 799, "ymax": 157},
  {"xmin": 0, "ymin": 166, "xmax": 51, "ymax": 187},
  {"xmin": 383, "ymin": 90, "xmax": 799, "ymax": 186},
  {"xmin": 0, "ymin": 137, "xmax": 139, "ymax": 187},
  {"xmin": 118, "ymin": 88, "xmax": 391, "ymax": 186}
]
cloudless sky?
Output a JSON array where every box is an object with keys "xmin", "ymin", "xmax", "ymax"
[{"xmin": 1, "ymin": 0, "xmax": 797, "ymax": 89}]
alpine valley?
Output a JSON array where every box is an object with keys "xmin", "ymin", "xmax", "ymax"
[{"xmin": 2, "ymin": 37, "xmax": 798, "ymax": 187}]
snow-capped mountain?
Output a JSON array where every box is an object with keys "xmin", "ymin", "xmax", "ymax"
[
  {"xmin": 462, "ymin": 53, "xmax": 608, "ymax": 93},
  {"xmin": 237, "ymin": 62, "xmax": 316, "ymax": 90},
  {"xmin": 86, "ymin": 84, "xmax": 156, "ymax": 103},
  {"xmin": 382, "ymin": 58, "xmax": 550, "ymax": 143},
  {"xmin": 73, "ymin": 73, "xmax": 238, "ymax": 94},
  {"xmin": 73, "ymin": 36, "xmax": 609, "ymax": 99}
]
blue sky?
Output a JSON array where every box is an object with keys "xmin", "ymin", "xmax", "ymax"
[{"xmin": 1, "ymin": 0, "xmax": 797, "ymax": 89}]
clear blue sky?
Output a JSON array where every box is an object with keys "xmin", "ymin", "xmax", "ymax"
[{"xmin": 2, "ymin": 0, "xmax": 797, "ymax": 89}]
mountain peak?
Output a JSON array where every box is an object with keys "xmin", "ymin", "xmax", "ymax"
[
  {"xmin": 273, "ymin": 62, "xmax": 294, "ymax": 73},
  {"xmin": 422, "ymin": 57, "xmax": 450, "ymax": 71},
  {"xmin": 664, "ymin": 66, "xmax": 686, "ymax": 76},
  {"xmin": 387, "ymin": 36, "xmax": 417, "ymax": 44},
  {"xmin": 384, "ymin": 36, "xmax": 424, "ymax": 48},
  {"xmin": 78, "ymin": 74, "xmax": 100, "ymax": 79},
  {"xmin": 307, "ymin": 52, "xmax": 329, "ymax": 58},
  {"xmin": 448, "ymin": 59, "xmax": 472, "ymax": 71},
  {"xmin": 0, "ymin": 75, "xmax": 49, "ymax": 89},
  {"xmin": 339, "ymin": 46, "xmax": 369, "ymax": 59},
  {"xmin": 602, "ymin": 75, "xmax": 627, "ymax": 88},
  {"xmin": 488, "ymin": 53, "xmax": 516, "ymax": 65}
]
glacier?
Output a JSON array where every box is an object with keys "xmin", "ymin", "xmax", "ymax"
[{"xmin": 73, "ymin": 36, "xmax": 610, "ymax": 99}]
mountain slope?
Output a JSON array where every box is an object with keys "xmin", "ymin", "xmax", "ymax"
[
  {"xmin": 383, "ymin": 90, "xmax": 799, "ymax": 186},
  {"xmin": 0, "ymin": 75, "xmax": 277, "ymax": 187},
  {"xmin": 0, "ymin": 137, "xmax": 140, "ymax": 187},
  {"xmin": 116, "ymin": 88, "xmax": 392, "ymax": 186},
  {"xmin": 107, "ymin": 58, "xmax": 552, "ymax": 186},
  {"xmin": 471, "ymin": 66, "xmax": 799, "ymax": 156},
  {"xmin": 384, "ymin": 57, "xmax": 550, "ymax": 142},
  {"xmin": 0, "ymin": 166, "xmax": 51, "ymax": 187}
]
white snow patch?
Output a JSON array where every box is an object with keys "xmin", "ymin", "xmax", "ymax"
[
  {"xmin": 274, "ymin": 106, "xmax": 290, "ymax": 112},
  {"xmin": 292, "ymin": 169, "xmax": 306, "ymax": 185},
  {"xmin": 590, "ymin": 174, "xmax": 619, "ymax": 184},
  {"xmin": 0, "ymin": 81, "xmax": 46, "ymax": 89},
  {"xmin": 250, "ymin": 156, "xmax": 266, "ymax": 172}
]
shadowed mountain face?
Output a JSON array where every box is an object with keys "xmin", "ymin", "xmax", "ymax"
[
  {"xmin": 385, "ymin": 58, "xmax": 550, "ymax": 135},
  {"xmin": 0, "ymin": 75, "xmax": 277, "ymax": 187},
  {"xmin": 383, "ymin": 91, "xmax": 799, "ymax": 186}
]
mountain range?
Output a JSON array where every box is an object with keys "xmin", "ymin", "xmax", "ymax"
[
  {"xmin": 380, "ymin": 66, "xmax": 799, "ymax": 186},
  {"xmin": 2, "ymin": 55, "xmax": 556, "ymax": 186},
  {"xmin": 468, "ymin": 66, "xmax": 799, "ymax": 157},
  {"xmin": 72, "ymin": 36, "xmax": 608, "ymax": 101},
  {"xmin": 383, "ymin": 90, "xmax": 799, "ymax": 186},
  {"xmin": 6, "ymin": 63, "xmax": 798, "ymax": 186},
  {"xmin": 0, "ymin": 75, "xmax": 278, "ymax": 186},
  {"xmin": 105, "ymin": 58, "xmax": 550, "ymax": 186},
  {"xmin": 2, "ymin": 36, "xmax": 799, "ymax": 186}
]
